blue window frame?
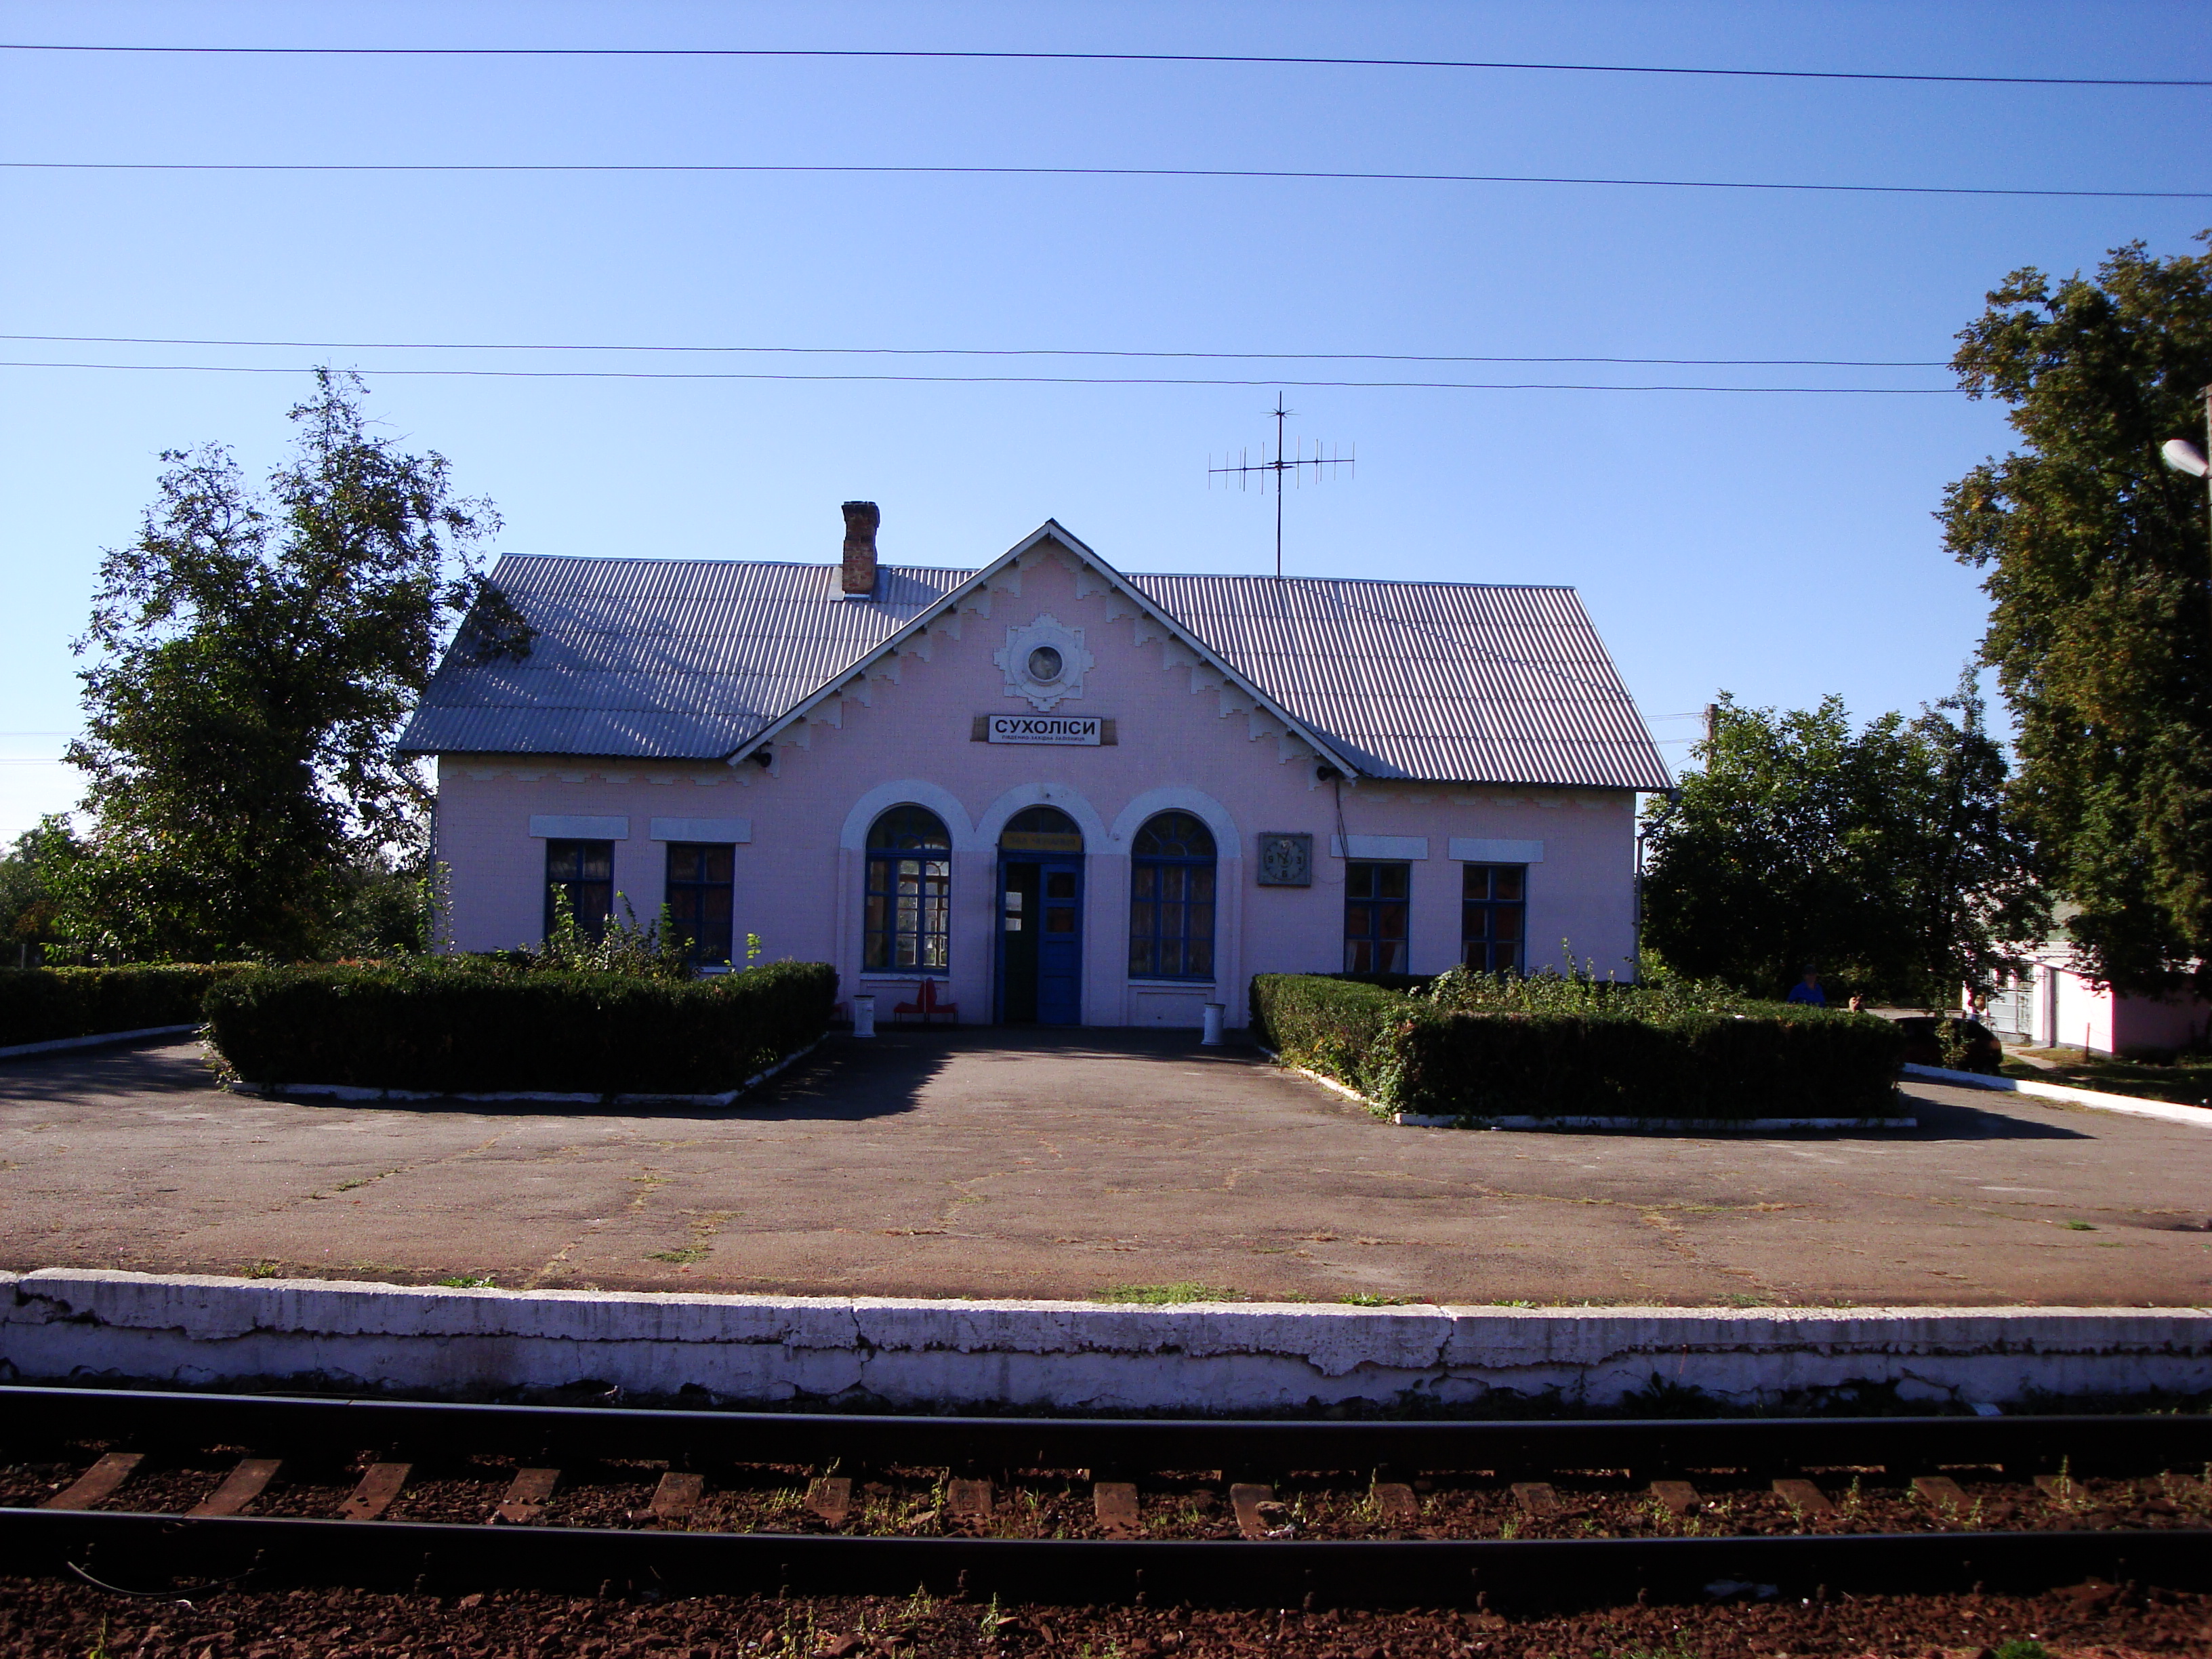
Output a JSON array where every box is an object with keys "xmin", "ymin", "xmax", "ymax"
[
  {"xmin": 545, "ymin": 838, "xmax": 614, "ymax": 941},
  {"xmin": 1128, "ymin": 811, "xmax": 1216, "ymax": 980},
  {"xmin": 865, "ymin": 805, "xmax": 951, "ymax": 973},
  {"xmin": 1344, "ymin": 861, "xmax": 1410, "ymax": 974},
  {"xmin": 665, "ymin": 842, "xmax": 735, "ymax": 966},
  {"xmin": 1460, "ymin": 863, "xmax": 1525, "ymax": 972}
]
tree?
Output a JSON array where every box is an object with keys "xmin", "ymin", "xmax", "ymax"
[
  {"xmin": 0, "ymin": 816, "xmax": 79, "ymax": 968},
  {"xmin": 64, "ymin": 370, "xmax": 531, "ymax": 961},
  {"xmin": 1942, "ymin": 233, "xmax": 2212, "ymax": 996},
  {"xmin": 1639, "ymin": 680, "xmax": 2042, "ymax": 1004}
]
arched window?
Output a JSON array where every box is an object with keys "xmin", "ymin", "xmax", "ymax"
[
  {"xmin": 1129, "ymin": 811, "xmax": 1216, "ymax": 980},
  {"xmin": 999, "ymin": 804, "xmax": 1083, "ymax": 851},
  {"xmin": 865, "ymin": 805, "xmax": 951, "ymax": 973}
]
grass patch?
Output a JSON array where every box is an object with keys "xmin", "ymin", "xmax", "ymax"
[
  {"xmin": 647, "ymin": 1246, "xmax": 710, "ymax": 1265},
  {"xmin": 2003, "ymin": 1047, "xmax": 2212, "ymax": 1107},
  {"xmin": 1094, "ymin": 1282, "xmax": 1233, "ymax": 1305},
  {"xmin": 432, "ymin": 1274, "xmax": 495, "ymax": 1290},
  {"xmin": 1338, "ymin": 1292, "xmax": 1427, "ymax": 1307},
  {"xmin": 241, "ymin": 1260, "xmax": 284, "ymax": 1279},
  {"xmin": 2064, "ymin": 1220, "xmax": 2097, "ymax": 1231},
  {"xmin": 325, "ymin": 1170, "xmax": 399, "ymax": 1195}
]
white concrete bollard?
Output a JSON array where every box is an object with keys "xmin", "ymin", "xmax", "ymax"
[
  {"xmin": 1202, "ymin": 1002, "xmax": 1225, "ymax": 1046},
  {"xmin": 852, "ymin": 996, "xmax": 877, "ymax": 1039}
]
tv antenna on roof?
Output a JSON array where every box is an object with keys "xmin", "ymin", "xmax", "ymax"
[{"xmin": 1208, "ymin": 395, "xmax": 1353, "ymax": 580}]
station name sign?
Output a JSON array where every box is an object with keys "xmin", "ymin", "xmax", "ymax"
[{"xmin": 985, "ymin": 713, "xmax": 1103, "ymax": 746}]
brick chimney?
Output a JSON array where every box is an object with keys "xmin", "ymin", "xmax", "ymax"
[{"xmin": 840, "ymin": 501, "xmax": 880, "ymax": 598}]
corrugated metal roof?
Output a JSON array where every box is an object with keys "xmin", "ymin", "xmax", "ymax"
[
  {"xmin": 1123, "ymin": 573, "xmax": 1671, "ymax": 790},
  {"xmin": 400, "ymin": 545, "xmax": 1671, "ymax": 790},
  {"xmin": 399, "ymin": 557, "xmax": 969, "ymax": 761}
]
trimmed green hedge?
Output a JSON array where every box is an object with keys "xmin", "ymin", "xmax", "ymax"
[
  {"xmin": 1248, "ymin": 973, "xmax": 1411, "ymax": 1084},
  {"xmin": 0, "ymin": 964, "xmax": 248, "ymax": 1048},
  {"xmin": 1251, "ymin": 972, "xmax": 1907, "ymax": 1120},
  {"xmin": 204, "ymin": 959, "xmax": 838, "ymax": 1096}
]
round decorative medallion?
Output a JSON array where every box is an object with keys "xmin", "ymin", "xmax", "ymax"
[{"xmin": 995, "ymin": 613, "xmax": 1093, "ymax": 710}]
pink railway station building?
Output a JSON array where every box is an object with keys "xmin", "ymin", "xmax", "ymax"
[{"xmin": 401, "ymin": 506, "xmax": 1673, "ymax": 1031}]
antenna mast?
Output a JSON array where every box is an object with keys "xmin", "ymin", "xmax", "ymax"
[{"xmin": 1208, "ymin": 396, "xmax": 1353, "ymax": 579}]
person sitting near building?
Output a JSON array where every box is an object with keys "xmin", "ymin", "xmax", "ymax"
[{"xmin": 1786, "ymin": 966, "xmax": 1826, "ymax": 1006}]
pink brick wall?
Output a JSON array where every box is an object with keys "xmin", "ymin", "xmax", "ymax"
[{"xmin": 432, "ymin": 545, "xmax": 1641, "ymax": 1027}]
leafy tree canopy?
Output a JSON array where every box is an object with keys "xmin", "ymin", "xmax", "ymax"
[
  {"xmin": 0, "ymin": 816, "xmax": 79, "ymax": 966},
  {"xmin": 62, "ymin": 370, "xmax": 531, "ymax": 961},
  {"xmin": 1639, "ymin": 679, "xmax": 2043, "ymax": 1005},
  {"xmin": 1942, "ymin": 232, "xmax": 2212, "ymax": 994}
]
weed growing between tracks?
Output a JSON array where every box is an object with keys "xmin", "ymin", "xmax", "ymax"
[{"xmin": 0, "ymin": 1578, "xmax": 2206, "ymax": 1658}]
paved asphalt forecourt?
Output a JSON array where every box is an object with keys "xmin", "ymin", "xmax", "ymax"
[{"xmin": 3, "ymin": 1029, "xmax": 2208, "ymax": 1309}]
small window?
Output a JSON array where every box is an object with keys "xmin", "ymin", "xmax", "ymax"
[
  {"xmin": 666, "ymin": 842, "xmax": 735, "ymax": 966},
  {"xmin": 1129, "ymin": 811, "xmax": 1216, "ymax": 980},
  {"xmin": 1461, "ymin": 863, "xmax": 1526, "ymax": 972},
  {"xmin": 1343, "ymin": 861, "xmax": 1410, "ymax": 974},
  {"xmin": 865, "ymin": 805, "xmax": 951, "ymax": 973},
  {"xmin": 546, "ymin": 839, "xmax": 614, "ymax": 942}
]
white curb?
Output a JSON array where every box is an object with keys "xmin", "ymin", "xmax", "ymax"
[
  {"xmin": 0, "ymin": 1024, "xmax": 199, "ymax": 1060},
  {"xmin": 4, "ymin": 1269, "xmax": 2207, "ymax": 1411},
  {"xmin": 1902, "ymin": 1062, "xmax": 2212, "ymax": 1128},
  {"xmin": 1393, "ymin": 1113, "xmax": 1917, "ymax": 1132}
]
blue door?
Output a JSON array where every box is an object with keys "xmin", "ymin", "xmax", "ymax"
[
  {"xmin": 996, "ymin": 855, "xmax": 1084, "ymax": 1025},
  {"xmin": 1034, "ymin": 858, "xmax": 1082, "ymax": 1025},
  {"xmin": 997, "ymin": 806, "xmax": 1085, "ymax": 1025}
]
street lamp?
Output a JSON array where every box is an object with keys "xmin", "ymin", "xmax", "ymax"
[{"xmin": 2160, "ymin": 385, "xmax": 2212, "ymax": 639}]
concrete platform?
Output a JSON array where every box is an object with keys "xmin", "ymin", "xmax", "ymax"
[
  {"xmin": 7, "ymin": 1269, "xmax": 2209, "ymax": 1410},
  {"xmin": 2, "ymin": 1029, "xmax": 2209, "ymax": 1309}
]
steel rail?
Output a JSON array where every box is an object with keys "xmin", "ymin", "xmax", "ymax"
[
  {"xmin": 7, "ymin": 1388, "xmax": 2210, "ymax": 1610},
  {"xmin": 3, "ymin": 1387, "xmax": 2207, "ymax": 1477},
  {"xmin": 3, "ymin": 1510, "xmax": 2208, "ymax": 1610}
]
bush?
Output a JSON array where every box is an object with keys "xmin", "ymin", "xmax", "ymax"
[
  {"xmin": 0, "ymin": 964, "xmax": 247, "ymax": 1047},
  {"xmin": 1425, "ymin": 962, "xmax": 1755, "ymax": 1020},
  {"xmin": 203, "ymin": 958, "xmax": 838, "ymax": 1096},
  {"xmin": 1249, "ymin": 973, "xmax": 1411, "ymax": 1092},
  {"xmin": 1252, "ymin": 972, "xmax": 1907, "ymax": 1120}
]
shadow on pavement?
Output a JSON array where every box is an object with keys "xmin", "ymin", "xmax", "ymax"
[
  {"xmin": 0, "ymin": 1038, "xmax": 219, "ymax": 1103},
  {"xmin": 1891, "ymin": 1090, "xmax": 2093, "ymax": 1141},
  {"xmin": 734, "ymin": 1023, "xmax": 1254, "ymax": 1122},
  {"xmin": 0, "ymin": 1025, "xmax": 1252, "ymax": 1125}
]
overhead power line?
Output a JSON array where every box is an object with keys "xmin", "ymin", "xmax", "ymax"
[
  {"xmin": 2, "ymin": 41, "xmax": 2202, "ymax": 88},
  {"xmin": 5, "ymin": 159, "xmax": 2198, "ymax": 201},
  {"xmin": 0, "ymin": 333, "xmax": 1950, "ymax": 369},
  {"xmin": 0, "ymin": 360, "xmax": 1959, "ymax": 393}
]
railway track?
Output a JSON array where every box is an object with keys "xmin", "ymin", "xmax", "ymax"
[{"xmin": 2, "ymin": 1386, "xmax": 2207, "ymax": 1612}]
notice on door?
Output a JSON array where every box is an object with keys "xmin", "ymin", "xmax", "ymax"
[{"xmin": 984, "ymin": 714, "xmax": 1103, "ymax": 745}]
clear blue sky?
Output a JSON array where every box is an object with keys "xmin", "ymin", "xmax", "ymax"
[{"xmin": 4, "ymin": 1, "xmax": 2208, "ymax": 840}]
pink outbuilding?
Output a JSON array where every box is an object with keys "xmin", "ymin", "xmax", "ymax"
[{"xmin": 401, "ymin": 508, "xmax": 1672, "ymax": 1029}]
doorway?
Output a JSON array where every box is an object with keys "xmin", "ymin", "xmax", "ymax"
[{"xmin": 997, "ymin": 806, "xmax": 1084, "ymax": 1025}]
